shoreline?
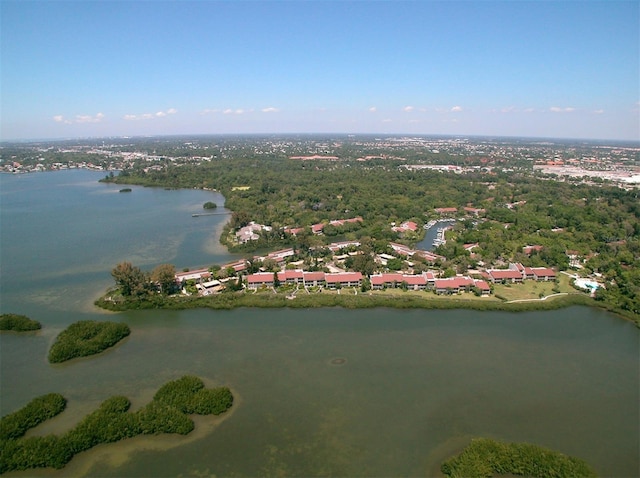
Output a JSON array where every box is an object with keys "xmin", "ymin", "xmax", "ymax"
[{"xmin": 94, "ymin": 289, "xmax": 638, "ymax": 325}]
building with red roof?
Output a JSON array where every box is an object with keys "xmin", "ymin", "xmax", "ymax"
[
  {"xmin": 303, "ymin": 271, "xmax": 326, "ymax": 287},
  {"xmin": 325, "ymin": 272, "xmax": 363, "ymax": 288},
  {"xmin": 485, "ymin": 268, "xmax": 524, "ymax": 284},
  {"xmin": 434, "ymin": 276, "xmax": 474, "ymax": 294},
  {"xmin": 434, "ymin": 207, "xmax": 458, "ymax": 215},
  {"xmin": 246, "ymin": 272, "xmax": 277, "ymax": 289},
  {"xmin": 370, "ymin": 272, "xmax": 434, "ymax": 290},
  {"xmin": 531, "ymin": 267, "xmax": 556, "ymax": 281},
  {"xmin": 278, "ymin": 269, "xmax": 304, "ymax": 284}
]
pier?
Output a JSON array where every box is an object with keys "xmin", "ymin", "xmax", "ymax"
[{"xmin": 192, "ymin": 212, "xmax": 231, "ymax": 217}]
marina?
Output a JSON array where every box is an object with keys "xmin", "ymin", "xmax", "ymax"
[{"xmin": 419, "ymin": 219, "xmax": 457, "ymax": 251}]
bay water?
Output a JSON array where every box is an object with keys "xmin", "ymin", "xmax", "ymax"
[{"xmin": 1, "ymin": 171, "xmax": 638, "ymax": 477}]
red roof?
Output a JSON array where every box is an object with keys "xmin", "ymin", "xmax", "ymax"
[
  {"xmin": 523, "ymin": 245, "xmax": 544, "ymax": 255},
  {"xmin": 415, "ymin": 250, "xmax": 445, "ymax": 262},
  {"xmin": 531, "ymin": 267, "xmax": 556, "ymax": 277},
  {"xmin": 325, "ymin": 272, "xmax": 363, "ymax": 283},
  {"xmin": 473, "ymin": 279, "xmax": 491, "ymax": 290},
  {"xmin": 403, "ymin": 275, "xmax": 427, "ymax": 286},
  {"xmin": 247, "ymin": 272, "xmax": 276, "ymax": 284},
  {"xmin": 434, "ymin": 277, "xmax": 473, "ymax": 289},
  {"xmin": 303, "ymin": 271, "xmax": 326, "ymax": 281},
  {"xmin": 370, "ymin": 273, "xmax": 403, "ymax": 285},
  {"xmin": 278, "ymin": 270, "xmax": 304, "ymax": 281},
  {"xmin": 488, "ymin": 269, "xmax": 523, "ymax": 280}
]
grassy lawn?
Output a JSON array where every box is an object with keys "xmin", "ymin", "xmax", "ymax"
[
  {"xmin": 493, "ymin": 274, "xmax": 575, "ymax": 301},
  {"xmin": 229, "ymin": 274, "xmax": 589, "ymax": 307},
  {"xmin": 368, "ymin": 289, "xmax": 499, "ymax": 302}
]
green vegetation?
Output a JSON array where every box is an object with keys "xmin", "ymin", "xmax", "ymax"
[
  {"xmin": 111, "ymin": 261, "xmax": 178, "ymax": 297},
  {"xmin": 0, "ymin": 376, "xmax": 233, "ymax": 473},
  {"xmin": 96, "ymin": 287, "xmax": 597, "ymax": 315},
  {"xmin": 440, "ymin": 437, "xmax": 597, "ymax": 477},
  {"xmin": 0, "ymin": 313, "xmax": 41, "ymax": 332},
  {"xmin": 203, "ymin": 201, "xmax": 217, "ymax": 209},
  {"xmin": 101, "ymin": 152, "xmax": 639, "ymax": 318},
  {"xmin": 0, "ymin": 393, "xmax": 66, "ymax": 441},
  {"xmin": 48, "ymin": 320, "xmax": 130, "ymax": 363},
  {"xmin": 493, "ymin": 275, "xmax": 574, "ymax": 301}
]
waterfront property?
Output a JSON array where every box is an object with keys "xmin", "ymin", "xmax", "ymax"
[
  {"xmin": 370, "ymin": 272, "xmax": 434, "ymax": 290},
  {"xmin": 434, "ymin": 277, "xmax": 491, "ymax": 295},
  {"xmin": 484, "ymin": 263, "xmax": 556, "ymax": 284},
  {"xmin": 245, "ymin": 270, "xmax": 364, "ymax": 290}
]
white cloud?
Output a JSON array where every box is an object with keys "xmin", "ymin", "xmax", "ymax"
[
  {"xmin": 550, "ymin": 106, "xmax": 575, "ymax": 113},
  {"xmin": 124, "ymin": 108, "xmax": 176, "ymax": 120},
  {"xmin": 450, "ymin": 106, "xmax": 463, "ymax": 112},
  {"xmin": 223, "ymin": 108, "xmax": 245, "ymax": 115},
  {"xmin": 593, "ymin": 109, "xmax": 605, "ymax": 115},
  {"xmin": 403, "ymin": 106, "xmax": 414, "ymax": 112},
  {"xmin": 53, "ymin": 115, "xmax": 72, "ymax": 124},
  {"xmin": 261, "ymin": 107, "xmax": 279, "ymax": 113},
  {"xmin": 500, "ymin": 106, "xmax": 516, "ymax": 113},
  {"xmin": 382, "ymin": 118, "xmax": 393, "ymax": 123},
  {"xmin": 369, "ymin": 106, "xmax": 377, "ymax": 113},
  {"xmin": 54, "ymin": 113, "xmax": 103, "ymax": 124}
]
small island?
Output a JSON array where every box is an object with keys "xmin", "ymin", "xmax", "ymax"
[
  {"xmin": 119, "ymin": 188, "xmax": 132, "ymax": 192},
  {"xmin": 0, "ymin": 313, "xmax": 42, "ymax": 332},
  {"xmin": 0, "ymin": 376, "xmax": 233, "ymax": 473},
  {"xmin": 48, "ymin": 320, "xmax": 130, "ymax": 363},
  {"xmin": 441, "ymin": 437, "xmax": 597, "ymax": 477},
  {"xmin": 203, "ymin": 201, "xmax": 217, "ymax": 209}
]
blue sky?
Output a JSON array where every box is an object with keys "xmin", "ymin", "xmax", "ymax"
[{"xmin": 2, "ymin": 1, "xmax": 638, "ymax": 141}]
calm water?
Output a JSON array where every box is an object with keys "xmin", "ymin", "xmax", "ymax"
[
  {"xmin": 416, "ymin": 220, "xmax": 456, "ymax": 252},
  {"xmin": 1, "ymin": 171, "xmax": 638, "ymax": 477}
]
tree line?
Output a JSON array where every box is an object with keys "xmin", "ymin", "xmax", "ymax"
[{"xmin": 104, "ymin": 156, "xmax": 639, "ymax": 318}]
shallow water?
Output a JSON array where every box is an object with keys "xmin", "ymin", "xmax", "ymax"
[{"xmin": 1, "ymin": 171, "xmax": 638, "ymax": 477}]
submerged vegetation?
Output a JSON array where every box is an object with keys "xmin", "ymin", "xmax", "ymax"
[
  {"xmin": 48, "ymin": 320, "xmax": 131, "ymax": 363},
  {"xmin": 0, "ymin": 376, "xmax": 233, "ymax": 474},
  {"xmin": 0, "ymin": 314, "xmax": 41, "ymax": 332},
  {"xmin": 441, "ymin": 437, "xmax": 597, "ymax": 478}
]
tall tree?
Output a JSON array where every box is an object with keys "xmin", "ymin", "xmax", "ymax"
[
  {"xmin": 151, "ymin": 264, "xmax": 177, "ymax": 295},
  {"xmin": 111, "ymin": 262, "xmax": 148, "ymax": 296}
]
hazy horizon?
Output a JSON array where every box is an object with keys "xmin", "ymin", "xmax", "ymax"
[{"xmin": 2, "ymin": 1, "xmax": 638, "ymax": 142}]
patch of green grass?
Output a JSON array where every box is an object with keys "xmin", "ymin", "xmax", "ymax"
[
  {"xmin": 48, "ymin": 320, "xmax": 130, "ymax": 363},
  {"xmin": 0, "ymin": 314, "xmax": 41, "ymax": 332},
  {"xmin": 0, "ymin": 376, "xmax": 233, "ymax": 474},
  {"xmin": 441, "ymin": 437, "xmax": 597, "ymax": 478}
]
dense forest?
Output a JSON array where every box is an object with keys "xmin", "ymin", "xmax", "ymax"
[{"xmin": 104, "ymin": 156, "xmax": 639, "ymax": 318}]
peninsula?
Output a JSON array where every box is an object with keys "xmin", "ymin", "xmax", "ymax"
[{"xmin": 78, "ymin": 134, "xmax": 638, "ymax": 322}]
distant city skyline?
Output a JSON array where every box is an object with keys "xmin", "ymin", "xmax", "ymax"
[{"xmin": 2, "ymin": 1, "xmax": 638, "ymax": 141}]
